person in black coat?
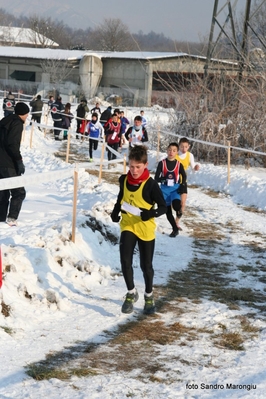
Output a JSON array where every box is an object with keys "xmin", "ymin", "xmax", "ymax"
[
  {"xmin": 76, "ymin": 99, "xmax": 89, "ymax": 139},
  {"xmin": 100, "ymin": 106, "xmax": 112, "ymax": 125},
  {"xmin": 30, "ymin": 94, "xmax": 44, "ymax": 126},
  {"xmin": 0, "ymin": 102, "xmax": 29, "ymax": 225},
  {"xmin": 51, "ymin": 96, "xmax": 64, "ymax": 140}
]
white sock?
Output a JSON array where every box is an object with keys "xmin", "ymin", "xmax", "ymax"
[
  {"xmin": 128, "ymin": 288, "xmax": 136, "ymax": 294},
  {"xmin": 145, "ymin": 291, "xmax": 153, "ymax": 297}
]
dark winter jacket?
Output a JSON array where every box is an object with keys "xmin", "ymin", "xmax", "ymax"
[
  {"xmin": 100, "ymin": 107, "xmax": 112, "ymax": 124},
  {"xmin": 51, "ymin": 100, "xmax": 64, "ymax": 121},
  {"xmin": 30, "ymin": 97, "xmax": 44, "ymax": 118},
  {"xmin": 62, "ymin": 112, "xmax": 74, "ymax": 129},
  {"xmin": 3, "ymin": 93, "xmax": 16, "ymax": 113},
  {"xmin": 76, "ymin": 102, "xmax": 89, "ymax": 119},
  {"xmin": 0, "ymin": 114, "xmax": 24, "ymax": 171}
]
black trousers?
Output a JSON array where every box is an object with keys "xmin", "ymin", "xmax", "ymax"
[
  {"xmin": 53, "ymin": 120, "xmax": 62, "ymax": 138},
  {"xmin": 89, "ymin": 138, "xmax": 98, "ymax": 158},
  {"xmin": 107, "ymin": 142, "xmax": 119, "ymax": 161},
  {"xmin": 166, "ymin": 199, "xmax": 181, "ymax": 231},
  {"xmin": 0, "ymin": 167, "xmax": 26, "ymax": 221},
  {"xmin": 120, "ymin": 230, "xmax": 155, "ymax": 294}
]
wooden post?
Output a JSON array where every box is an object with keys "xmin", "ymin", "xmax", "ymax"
[
  {"xmin": 66, "ymin": 127, "xmax": 71, "ymax": 163},
  {"xmin": 21, "ymin": 122, "xmax": 26, "ymax": 142},
  {"xmin": 123, "ymin": 153, "xmax": 127, "ymax": 174},
  {"xmin": 0, "ymin": 245, "xmax": 2, "ymax": 288},
  {"xmin": 71, "ymin": 166, "xmax": 78, "ymax": 243},
  {"xmin": 227, "ymin": 141, "xmax": 231, "ymax": 184},
  {"xmin": 157, "ymin": 123, "xmax": 160, "ymax": 163},
  {"xmin": 30, "ymin": 123, "xmax": 34, "ymax": 148},
  {"xmin": 98, "ymin": 141, "xmax": 106, "ymax": 184},
  {"xmin": 44, "ymin": 105, "xmax": 49, "ymax": 137}
]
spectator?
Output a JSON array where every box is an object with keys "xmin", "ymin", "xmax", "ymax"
[
  {"xmin": 51, "ymin": 96, "xmax": 64, "ymax": 140},
  {"xmin": 61, "ymin": 103, "xmax": 74, "ymax": 140},
  {"xmin": 76, "ymin": 99, "xmax": 89, "ymax": 139},
  {"xmin": 0, "ymin": 102, "xmax": 29, "ymax": 226},
  {"xmin": 100, "ymin": 106, "xmax": 112, "ymax": 126},
  {"xmin": 3, "ymin": 91, "xmax": 16, "ymax": 117},
  {"xmin": 91, "ymin": 102, "xmax": 102, "ymax": 116},
  {"xmin": 48, "ymin": 95, "xmax": 54, "ymax": 109},
  {"xmin": 30, "ymin": 94, "xmax": 44, "ymax": 129}
]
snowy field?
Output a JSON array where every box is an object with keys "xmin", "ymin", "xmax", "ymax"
[{"xmin": 0, "ymin": 103, "xmax": 266, "ymax": 398}]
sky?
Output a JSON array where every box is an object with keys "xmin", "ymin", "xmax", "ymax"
[
  {"xmin": 0, "ymin": 0, "xmax": 245, "ymax": 42},
  {"xmin": 0, "ymin": 101, "xmax": 266, "ymax": 398}
]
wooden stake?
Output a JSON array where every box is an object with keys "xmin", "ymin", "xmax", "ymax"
[
  {"xmin": 71, "ymin": 167, "xmax": 78, "ymax": 243},
  {"xmin": 157, "ymin": 124, "xmax": 160, "ymax": 163},
  {"xmin": 227, "ymin": 141, "xmax": 231, "ymax": 184},
  {"xmin": 44, "ymin": 105, "xmax": 49, "ymax": 137},
  {"xmin": 123, "ymin": 153, "xmax": 127, "ymax": 174},
  {"xmin": 21, "ymin": 122, "xmax": 26, "ymax": 142},
  {"xmin": 99, "ymin": 141, "xmax": 105, "ymax": 184},
  {"xmin": 30, "ymin": 123, "xmax": 34, "ymax": 148},
  {"xmin": 66, "ymin": 128, "xmax": 71, "ymax": 163}
]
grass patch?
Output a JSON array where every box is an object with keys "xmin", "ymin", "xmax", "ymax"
[
  {"xmin": 0, "ymin": 325, "xmax": 13, "ymax": 335},
  {"xmin": 1, "ymin": 301, "xmax": 11, "ymax": 317},
  {"xmin": 214, "ymin": 332, "xmax": 245, "ymax": 351}
]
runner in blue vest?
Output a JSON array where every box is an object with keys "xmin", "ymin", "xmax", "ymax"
[
  {"xmin": 155, "ymin": 142, "xmax": 186, "ymax": 237},
  {"xmin": 85, "ymin": 113, "xmax": 104, "ymax": 161}
]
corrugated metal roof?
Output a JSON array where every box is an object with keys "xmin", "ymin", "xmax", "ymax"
[
  {"xmin": 0, "ymin": 46, "xmax": 237, "ymax": 66},
  {"xmin": 0, "ymin": 46, "xmax": 188, "ymax": 60}
]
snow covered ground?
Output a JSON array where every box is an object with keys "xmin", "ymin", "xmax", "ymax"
[{"xmin": 0, "ymin": 104, "xmax": 266, "ymax": 398}]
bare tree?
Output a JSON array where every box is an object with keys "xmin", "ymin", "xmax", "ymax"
[
  {"xmin": 40, "ymin": 58, "xmax": 74, "ymax": 85},
  {"xmin": 88, "ymin": 18, "xmax": 135, "ymax": 51},
  {"xmin": 26, "ymin": 15, "xmax": 73, "ymax": 48}
]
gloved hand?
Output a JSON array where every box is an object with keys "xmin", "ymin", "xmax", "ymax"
[
  {"xmin": 111, "ymin": 208, "xmax": 120, "ymax": 223},
  {"xmin": 16, "ymin": 160, "xmax": 25, "ymax": 175},
  {"xmin": 140, "ymin": 209, "xmax": 155, "ymax": 221}
]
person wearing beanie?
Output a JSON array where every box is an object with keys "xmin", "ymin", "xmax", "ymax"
[{"xmin": 0, "ymin": 101, "xmax": 29, "ymax": 226}]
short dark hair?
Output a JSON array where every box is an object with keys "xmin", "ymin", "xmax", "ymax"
[
  {"xmin": 37, "ymin": 95, "xmax": 41, "ymax": 100},
  {"xmin": 128, "ymin": 145, "xmax": 148, "ymax": 164},
  {"xmin": 134, "ymin": 115, "xmax": 142, "ymax": 122},
  {"xmin": 168, "ymin": 142, "xmax": 179, "ymax": 150},
  {"xmin": 179, "ymin": 137, "xmax": 190, "ymax": 145}
]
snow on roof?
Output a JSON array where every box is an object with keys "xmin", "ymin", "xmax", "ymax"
[
  {"xmin": 0, "ymin": 46, "xmax": 237, "ymax": 66},
  {"xmin": 0, "ymin": 26, "xmax": 59, "ymax": 47}
]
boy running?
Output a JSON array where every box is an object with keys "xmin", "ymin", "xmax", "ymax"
[
  {"xmin": 175, "ymin": 137, "xmax": 200, "ymax": 228},
  {"xmin": 155, "ymin": 142, "xmax": 186, "ymax": 237},
  {"xmin": 110, "ymin": 145, "xmax": 167, "ymax": 315}
]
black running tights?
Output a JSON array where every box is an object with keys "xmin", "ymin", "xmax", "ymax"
[{"xmin": 120, "ymin": 230, "xmax": 155, "ymax": 294}]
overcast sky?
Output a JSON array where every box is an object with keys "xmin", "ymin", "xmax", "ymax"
[
  {"xmin": 0, "ymin": 0, "xmax": 246, "ymax": 43},
  {"xmin": 81, "ymin": 0, "xmax": 215, "ymax": 41}
]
